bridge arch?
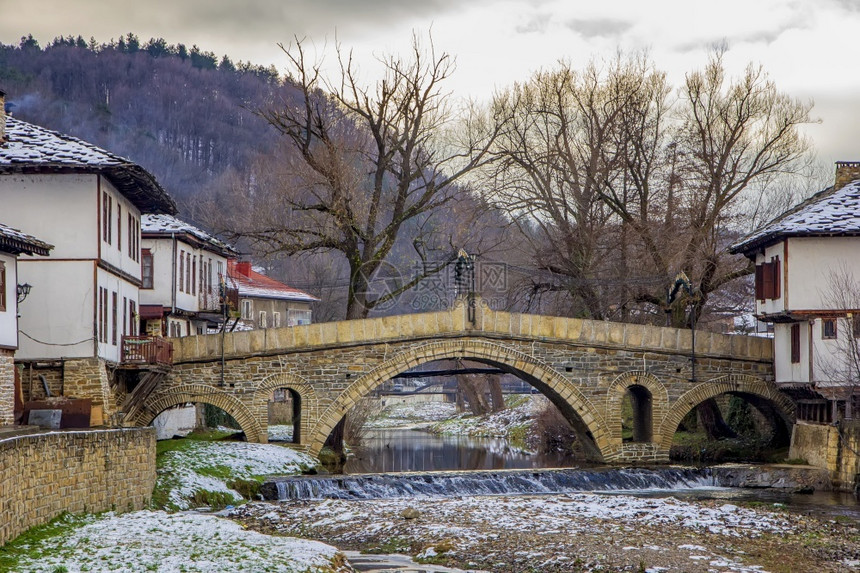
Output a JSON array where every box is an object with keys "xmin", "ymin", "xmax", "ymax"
[
  {"xmin": 305, "ymin": 338, "xmax": 609, "ymax": 460},
  {"xmin": 657, "ymin": 374, "xmax": 796, "ymax": 450},
  {"xmin": 127, "ymin": 383, "xmax": 264, "ymax": 443},
  {"xmin": 253, "ymin": 373, "xmax": 320, "ymax": 446},
  {"xmin": 605, "ymin": 371, "xmax": 668, "ymax": 447}
]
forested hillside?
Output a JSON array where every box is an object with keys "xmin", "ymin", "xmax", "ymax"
[{"xmin": 0, "ymin": 33, "xmax": 290, "ymax": 207}]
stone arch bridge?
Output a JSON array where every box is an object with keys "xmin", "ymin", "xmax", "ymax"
[{"xmin": 126, "ymin": 301, "xmax": 789, "ymax": 463}]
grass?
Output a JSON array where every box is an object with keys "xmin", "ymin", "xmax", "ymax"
[
  {"xmin": 0, "ymin": 512, "xmax": 95, "ymax": 571},
  {"xmin": 152, "ymin": 428, "xmax": 307, "ymax": 511}
]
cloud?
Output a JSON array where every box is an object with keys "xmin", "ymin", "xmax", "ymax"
[
  {"xmin": 516, "ymin": 13, "xmax": 552, "ymax": 34},
  {"xmin": 564, "ymin": 18, "xmax": 632, "ymax": 39}
]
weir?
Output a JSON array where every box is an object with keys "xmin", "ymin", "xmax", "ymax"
[{"xmin": 261, "ymin": 466, "xmax": 717, "ymax": 501}]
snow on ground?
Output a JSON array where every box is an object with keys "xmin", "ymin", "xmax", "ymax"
[
  {"xmin": 158, "ymin": 439, "xmax": 316, "ymax": 510},
  {"xmin": 234, "ymin": 492, "xmax": 809, "ymax": 572},
  {"xmin": 10, "ymin": 510, "xmax": 349, "ymax": 573},
  {"xmin": 268, "ymin": 424, "xmax": 295, "ymax": 441},
  {"xmin": 427, "ymin": 395, "xmax": 543, "ymax": 440},
  {"xmin": 367, "ymin": 399, "xmax": 459, "ymax": 429}
]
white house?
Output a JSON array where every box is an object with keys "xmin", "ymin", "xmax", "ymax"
[
  {"xmin": 0, "ymin": 89, "xmax": 176, "ymax": 420},
  {"xmin": 0, "ymin": 223, "xmax": 52, "ymax": 425},
  {"xmin": 228, "ymin": 260, "xmax": 318, "ymax": 330},
  {"xmin": 140, "ymin": 214, "xmax": 238, "ymax": 337},
  {"xmin": 729, "ymin": 162, "xmax": 860, "ymax": 422}
]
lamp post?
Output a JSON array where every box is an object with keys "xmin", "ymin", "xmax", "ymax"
[{"xmin": 16, "ymin": 283, "xmax": 32, "ymax": 303}]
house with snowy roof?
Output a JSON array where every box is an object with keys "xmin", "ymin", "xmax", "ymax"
[
  {"xmin": 0, "ymin": 222, "xmax": 52, "ymax": 425},
  {"xmin": 140, "ymin": 214, "xmax": 238, "ymax": 337},
  {"xmin": 228, "ymin": 260, "xmax": 318, "ymax": 330},
  {"xmin": 0, "ymin": 89, "xmax": 176, "ymax": 422},
  {"xmin": 730, "ymin": 161, "xmax": 860, "ymax": 423}
]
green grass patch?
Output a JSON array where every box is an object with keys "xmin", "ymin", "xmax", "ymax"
[
  {"xmin": 361, "ymin": 536, "xmax": 414, "ymax": 554},
  {"xmin": 0, "ymin": 512, "xmax": 95, "ymax": 570}
]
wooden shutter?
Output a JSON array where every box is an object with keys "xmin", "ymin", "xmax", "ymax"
[{"xmin": 790, "ymin": 323, "xmax": 801, "ymax": 363}]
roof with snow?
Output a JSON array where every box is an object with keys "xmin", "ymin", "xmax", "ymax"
[
  {"xmin": 729, "ymin": 180, "xmax": 860, "ymax": 255},
  {"xmin": 0, "ymin": 222, "xmax": 52, "ymax": 256},
  {"xmin": 227, "ymin": 260, "xmax": 319, "ymax": 303},
  {"xmin": 0, "ymin": 115, "xmax": 176, "ymax": 215},
  {"xmin": 142, "ymin": 214, "xmax": 238, "ymax": 257}
]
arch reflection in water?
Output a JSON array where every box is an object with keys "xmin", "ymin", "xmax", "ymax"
[{"xmin": 343, "ymin": 429, "xmax": 578, "ymax": 474}]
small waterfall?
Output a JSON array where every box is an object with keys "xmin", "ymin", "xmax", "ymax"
[{"xmin": 261, "ymin": 467, "xmax": 716, "ymax": 501}]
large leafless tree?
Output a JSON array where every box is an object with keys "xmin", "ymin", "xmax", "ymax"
[
  {"xmin": 219, "ymin": 34, "xmax": 504, "ymax": 319},
  {"xmin": 487, "ymin": 50, "xmax": 815, "ymax": 327}
]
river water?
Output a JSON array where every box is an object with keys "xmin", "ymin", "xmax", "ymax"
[
  {"xmin": 333, "ymin": 428, "xmax": 860, "ymax": 519},
  {"xmin": 344, "ymin": 428, "xmax": 575, "ymax": 474},
  {"xmin": 270, "ymin": 428, "xmax": 859, "ymax": 572}
]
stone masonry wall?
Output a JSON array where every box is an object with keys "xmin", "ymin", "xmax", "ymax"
[
  {"xmin": 19, "ymin": 364, "xmax": 63, "ymax": 402},
  {"xmin": 63, "ymin": 358, "xmax": 116, "ymax": 420},
  {"xmin": 789, "ymin": 421, "xmax": 860, "ymax": 491},
  {"xmin": 0, "ymin": 350, "xmax": 14, "ymax": 425},
  {"xmin": 0, "ymin": 428, "xmax": 155, "ymax": 546}
]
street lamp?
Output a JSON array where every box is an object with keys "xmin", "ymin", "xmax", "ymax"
[{"xmin": 16, "ymin": 283, "xmax": 32, "ymax": 303}]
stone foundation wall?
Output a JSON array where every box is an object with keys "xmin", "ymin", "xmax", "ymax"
[
  {"xmin": 0, "ymin": 350, "xmax": 14, "ymax": 425},
  {"xmin": 62, "ymin": 358, "xmax": 116, "ymax": 420},
  {"xmin": 19, "ymin": 364, "xmax": 64, "ymax": 402},
  {"xmin": 0, "ymin": 428, "xmax": 155, "ymax": 546},
  {"xmin": 789, "ymin": 421, "xmax": 860, "ymax": 491}
]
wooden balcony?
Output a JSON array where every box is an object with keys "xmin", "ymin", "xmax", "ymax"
[{"xmin": 121, "ymin": 336, "xmax": 173, "ymax": 368}]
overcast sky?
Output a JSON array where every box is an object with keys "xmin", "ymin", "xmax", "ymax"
[{"xmin": 2, "ymin": 0, "xmax": 858, "ymax": 169}]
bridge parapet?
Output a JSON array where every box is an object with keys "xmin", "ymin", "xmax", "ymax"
[{"xmin": 171, "ymin": 300, "xmax": 772, "ymax": 365}]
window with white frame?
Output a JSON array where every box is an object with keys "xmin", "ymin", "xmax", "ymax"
[
  {"xmin": 273, "ymin": 312, "xmax": 281, "ymax": 327},
  {"xmin": 241, "ymin": 299, "xmax": 252, "ymax": 319},
  {"xmin": 287, "ymin": 309, "xmax": 312, "ymax": 326},
  {"xmin": 822, "ymin": 318, "xmax": 838, "ymax": 340},
  {"xmin": 259, "ymin": 311, "xmax": 267, "ymax": 328}
]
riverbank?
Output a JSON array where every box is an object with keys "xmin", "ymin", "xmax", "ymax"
[{"xmin": 232, "ymin": 491, "xmax": 860, "ymax": 572}]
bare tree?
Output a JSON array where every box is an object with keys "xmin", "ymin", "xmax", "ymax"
[
  {"xmin": 817, "ymin": 268, "xmax": 860, "ymax": 418},
  {"xmin": 218, "ymin": 33, "xmax": 504, "ymax": 319},
  {"xmin": 486, "ymin": 49, "xmax": 815, "ymax": 327}
]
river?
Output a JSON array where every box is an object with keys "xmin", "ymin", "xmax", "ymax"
[
  {"xmin": 334, "ymin": 428, "xmax": 860, "ymax": 520},
  {"xmin": 344, "ymin": 428, "xmax": 576, "ymax": 473}
]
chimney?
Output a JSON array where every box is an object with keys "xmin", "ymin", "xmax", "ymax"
[
  {"xmin": 0, "ymin": 89, "xmax": 5, "ymax": 145},
  {"xmin": 835, "ymin": 161, "xmax": 860, "ymax": 190},
  {"xmin": 236, "ymin": 261, "xmax": 252, "ymax": 277}
]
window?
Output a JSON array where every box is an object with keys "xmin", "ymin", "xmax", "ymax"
[
  {"xmin": 287, "ymin": 309, "xmax": 312, "ymax": 326},
  {"xmin": 112, "ymin": 291, "xmax": 118, "ymax": 345},
  {"xmin": 273, "ymin": 312, "xmax": 281, "ymax": 328},
  {"xmin": 241, "ymin": 299, "xmax": 252, "ymax": 320},
  {"xmin": 790, "ymin": 323, "xmax": 801, "ymax": 363},
  {"xmin": 98, "ymin": 287, "xmax": 108, "ymax": 343},
  {"xmin": 185, "ymin": 252, "xmax": 191, "ymax": 293},
  {"xmin": 853, "ymin": 314, "xmax": 860, "ymax": 339},
  {"xmin": 0, "ymin": 261, "xmax": 6, "ymax": 311},
  {"xmin": 259, "ymin": 311, "xmax": 267, "ymax": 328},
  {"xmin": 755, "ymin": 257, "xmax": 781, "ymax": 301},
  {"xmin": 102, "ymin": 192, "xmax": 109, "ymax": 244},
  {"xmin": 141, "ymin": 249, "xmax": 154, "ymax": 289},
  {"xmin": 127, "ymin": 214, "xmax": 135, "ymax": 260},
  {"xmin": 822, "ymin": 318, "xmax": 837, "ymax": 339},
  {"xmin": 122, "ymin": 296, "xmax": 127, "ymax": 336},
  {"xmin": 179, "ymin": 250, "xmax": 185, "ymax": 292},
  {"xmin": 192, "ymin": 255, "xmax": 197, "ymax": 296},
  {"xmin": 129, "ymin": 300, "xmax": 137, "ymax": 336},
  {"xmin": 117, "ymin": 204, "xmax": 122, "ymax": 251}
]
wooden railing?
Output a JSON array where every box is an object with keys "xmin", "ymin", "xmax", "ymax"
[{"xmin": 121, "ymin": 336, "xmax": 174, "ymax": 367}]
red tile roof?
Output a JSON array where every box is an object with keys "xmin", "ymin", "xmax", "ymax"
[{"xmin": 227, "ymin": 260, "xmax": 319, "ymax": 302}]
